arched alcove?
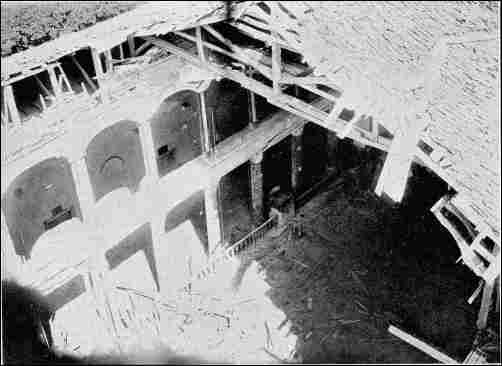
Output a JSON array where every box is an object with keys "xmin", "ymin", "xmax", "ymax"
[
  {"xmin": 85, "ymin": 120, "xmax": 146, "ymax": 202},
  {"xmin": 1, "ymin": 157, "xmax": 81, "ymax": 259},
  {"xmin": 150, "ymin": 90, "xmax": 203, "ymax": 178}
]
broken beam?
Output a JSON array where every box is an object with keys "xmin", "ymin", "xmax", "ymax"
[
  {"xmin": 135, "ymin": 40, "xmax": 153, "ymax": 56},
  {"xmin": 388, "ymin": 325, "xmax": 459, "ymax": 364},
  {"xmin": 202, "ymin": 25, "xmax": 273, "ymax": 80},
  {"xmin": 144, "ymin": 36, "xmax": 397, "ymax": 157},
  {"xmin": 476, "ymin": 280, "xmax": 495, "ymax": 329}
]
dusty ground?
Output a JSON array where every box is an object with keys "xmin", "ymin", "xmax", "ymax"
[{"xmin": 132, "ymin": 159, "xmax": 494, "ymax": 364}]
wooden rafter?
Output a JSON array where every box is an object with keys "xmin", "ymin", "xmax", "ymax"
[
  {"xmin": 144, "ymin": 36, "xmax": 325, "ymax": 119},
  {"xmin": 271, "ymin": 41, "xmax": 281, "ymax": 93},
  {"xmin": 55, "ymin": 63, "xmax": 74, "ymax": 94},
  {"xmin": 119, "ymin": 43, "xmax": 124, "ymax": 60},
  {"xmin": 90, "ymin": 47, "xmax": 107, "ymax": 102},
  {"xmin": 47, "ymin": 64, "xmax": 62, "ymax": 98},
  {"xmin": 104, "ymin": 49, "xmax": 113, "ymax": 73},
  {"xmin": 34, "ymin": 74, "xmax": 52, "ymax": 97},
  {"xmin": 195, "ymin": 26, "xmax": 206, "ymax": 62},
  {"xmin": 3, "ymin": 85, "xmax": 21, "ymax": 124},
  {"xmin": 144, "ymin": 36, "xmax": 398, "ymax": 157},
  {"xmin": 135, "ymin": 40, "xmax": 153, "ymax": 56},
  {"xmin": 230, "ymin": 21, "xmax": 298, "ymax": 53},
  {"xmin": 202, "ymin": 25, "xmax": 273, "ymax": 80},
  {"xmin": 296, "ymin": 83, "xmax": 339, "ymax": 102},
  {"xmin": 280, "ymin": 75, "xmax": 344, "ymax": 91},
  {"xmin": 127, "ymin": 35, "xmax": 136, "ymax": 57},
  {"xmin": 70, "ymin": 55, "xmax": 98, "ymax": 92}
]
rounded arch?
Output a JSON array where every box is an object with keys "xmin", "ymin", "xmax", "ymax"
[
  {"xmin": 150, "ymin": 89, "xmax": 204, "ymax": 177},
  {"xmin": 85, "ymin": 120, "xmax": 146, "ymax": 202},
  {"xmin": 1, "ymin": 157, "xmax": 81, "ymax": 259}
]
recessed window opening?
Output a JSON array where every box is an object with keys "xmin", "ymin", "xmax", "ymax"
[{"xmin": 440, "ymin": 206, "xmax": 476, "ymax": 244}]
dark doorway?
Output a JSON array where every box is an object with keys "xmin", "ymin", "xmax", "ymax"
[{"xmin": 150, "ymin": 90, "xmax": 203, "ymax": 178}]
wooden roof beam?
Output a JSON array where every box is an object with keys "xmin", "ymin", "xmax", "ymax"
[{"xmin": 202, "ymin": 25, "xmax": 273, "ymax": 80}]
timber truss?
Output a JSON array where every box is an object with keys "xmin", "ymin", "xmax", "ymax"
[
  {"xmin": 140, "ymin": 12, "xmax": 393, "ymax": 153},
  {"xmin": 139, "ymin": 0, "xmax": 442, "ymax": 206},
  {"xmin": 138, "ymin": 0, "xmax": 501, "ymax": 329}
]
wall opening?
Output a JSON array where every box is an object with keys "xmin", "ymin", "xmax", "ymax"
[
  {"xmin": 1, "ymin": 157, "xmax": 81, "ymax": 259},
  {"xmin": 150, "ymin": 90, "xmax": 203, "ymax": 178},
  {"xmin": 85, "ymin": 120, "xmax": 145, "ymax": 202}
]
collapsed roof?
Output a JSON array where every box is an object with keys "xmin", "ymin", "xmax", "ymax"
[
  {"xmin": 1, "ymin": 1, "xmax": 500, "ymax": 236},
  {"xmin": 0, "ymin": 1, "xmax": 232, "ymax": 82}
]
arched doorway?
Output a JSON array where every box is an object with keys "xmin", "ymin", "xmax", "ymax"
[
  {"xmin": 150, "ymin": 90, "xmax": 203, "ymax": 177},
  {"xmin": 85, "ymin": 120, "xmax": 146, "ymax": 202},
  {"xmin": 1, "ymin": 157, "xmax": 81, "ymax": 259}
]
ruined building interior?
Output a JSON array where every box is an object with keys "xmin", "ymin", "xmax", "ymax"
[{"xmin": 1, "ymin": 1, "xmax": 500, "ymax": 364}]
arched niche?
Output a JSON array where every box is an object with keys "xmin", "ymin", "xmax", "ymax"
[
  {"xmin": 85, "ymin": 120, "xmax": 146, "ymax": 202},
  {"xmin": 1, "ymin": 157, "xmax": 81, "ymax": 259},
  {"xmin": 150, "ymin": 90, "xmax": 203, "ymax": 178}
]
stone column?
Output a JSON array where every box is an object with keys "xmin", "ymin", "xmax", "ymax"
[
  {"xmin": 139, "ymin": 122, "xmax": 158, "ymax": 183},
  {"xmin": 250, "ymin": 152, "xmax": 265, "ymax": 226},
  {"xmin": 205, "ymin": 179, "xmax": 222, "ymax": 256},
  {"xmin": 1, "ymin": 210, "xmax": 23, "ymax": 280},
  {"xmin": 326, "ymin": 129, "xmax": 339, "ymax": 173},
  {"xmin": 291, "ymin": 126, "xmax": 304, "ymax": 195},
  {"xmin": 72, "ymin": 157, "xmax": 95, "ymax": 226}
]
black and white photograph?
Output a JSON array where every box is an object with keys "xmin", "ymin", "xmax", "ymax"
[{"xmin": 1, "ymin": 1, "xmax": 500, "ymax": 364}]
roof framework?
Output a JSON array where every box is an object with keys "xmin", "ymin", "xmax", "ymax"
[{"xmin": 1, "ymin": 0, "xmax": 500, "ymax": 293}]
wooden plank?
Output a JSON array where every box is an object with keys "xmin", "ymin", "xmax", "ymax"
[
  {"xmin": 70, "ymin": 55, "xmax": 98, "ymax": 92},
  {"xmin": 295, "ymin": 80, "xmax": 340, "ymax": 102},
  {"xmin": 38, "ymin": 94, "xmax": 46, "ymax": 111},
  {"xmin": 200, "ymin": 90, "xmax": 212, "ymax": 155},
  {"xmin": 476, "ymin": 280, "xmax": 494, "ymax": 329},
  {"xmin": 104, "ymin": 49, "xmax": 113, "ymax": 73},
  {"xmin": 468, "ymin": 279, "xmax": 484, "ymax": 304},
  {"xmin": 119, "ymin": 43, "xmax": 124, "ymax": 60},
  {"xmin": 233, "ymin": 1, "xmax": 258, "ymax": 22},
  {"xmin": 195, "ymin": 26, "xmax": 206, "ymax": 62},
  {"xmin": 202, "ymin": 25, "xmax": 273, "ymax": 79},
  {"xmin": 270, "ymin": 3, "xmax": 282, "ymax": 94},
  {"xmin": 388, "ymin": 325, "xmax": 459, "ymax": 364},
  {"xmin": 370, "ymin": 117, "xmax": 379, "ymax": 141},
  {"xmin": 375, "ymin": 111, "xmax": 421, "ymax": 202},
  {"xmin": 47, "ymin": 64, "xmax": 62, "ymax": 98},
  {"xmin": 231, "ymin": 21, "xmax": 299, "ymax": 53},
  {"xmin": 481, "ymin": 252, "xmax": 501, "ymax": 283},
  {"xmin": 90, "ymin": 48, "xmax": 107, "ymax": 102},
  {"xmin": 56, "ymin": 64, "xmax": 74, "ymax": 94},
  {"xmin": 1, "ymin": 66, "xmax": 51, "ymax": 87},
  {"xmin": 271, "ymin": 41, "xmax": 281, "ymax": 93},
  {"xmin": 34, "ymin": 75, "xmax": 51, "ymax": 97},
  {"xmin": 127, "ymin": 35, "xmax": 136, "ymax": 57},
  {"xmin": 145, "ymin": 36, "xmax": 392, "ymax": 156},
  {"xmin": 4, "ymin": 85, "xmax": 21, "ymax": 124},
  {"xmin": 135, "ymin": 41, "xmax": 153, "ymax": 56}
]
